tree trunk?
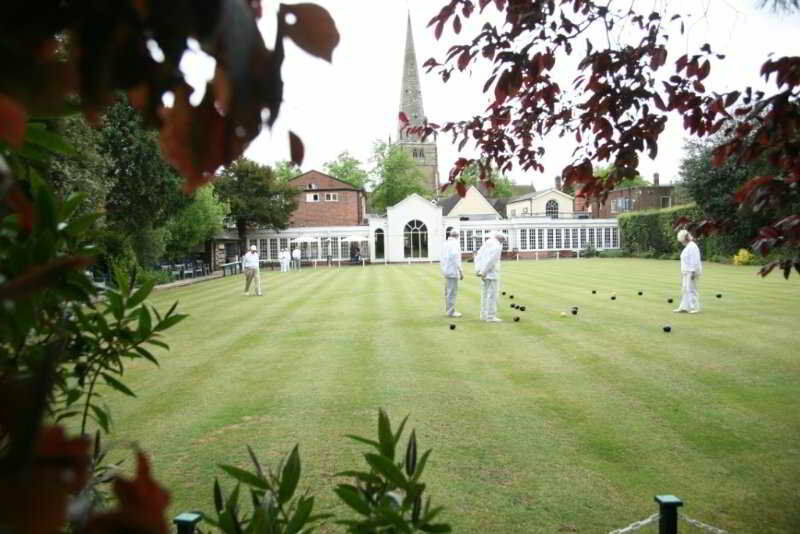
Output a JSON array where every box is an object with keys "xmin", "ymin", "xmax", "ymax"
[{"xmin": 236, "ymin": 218, "xmax": 248, "ymax": 258}]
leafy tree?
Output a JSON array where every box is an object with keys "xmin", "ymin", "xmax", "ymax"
[
  {"xmin": 368, "ymin": 142, "xmax": 429, "ymax": 213},
  {"xmin": 215, "ymin": 158, "xmax": 298, "ymax": 252},
  {"xmin": 323, "ymin": 151, "xmax": 368, "ymax": 189},
  {"xmin": 459, "ymin": 161, "xmax": 513, "ymax": 198},
  {"xmin": 273, "ymin": 160, "xmax": 302, "ymax": 183},
  {"xmin": 420, "ymin": 0, "xmax": 800, "ymax": 276},
  {"xmin": 678, "ymin": 136, "xmax": 777, "ymax": 254},
  {"xmin": 48, "ymin": 114, "xmax": 113, "ymax": 216},
  {"xmin": 97, "ymin": 98, "xmax": 191, "ymax": 266},
  {"xmin": 594, "ymin": 166, "xmax": 649, "ymax": 189},
  {"xmin": 165, "ymin": 185, "xmax": 227, "ymax": 260}
]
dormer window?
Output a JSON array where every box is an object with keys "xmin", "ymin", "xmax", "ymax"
[{"xmin": 306, "ymin": 184, "xmax": 317, "ymax": 190}]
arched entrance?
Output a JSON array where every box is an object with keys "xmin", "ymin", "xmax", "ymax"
[{"xmin": 404, "ymin": 220, "xmax": 428, "ymax": 258}]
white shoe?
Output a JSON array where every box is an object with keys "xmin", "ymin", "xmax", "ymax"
[
  {"xmin": 449, "ymin": 311, "xmax": 462, "ymax": 318},
  {"xmin": 486, "ymin": 317, "xmax": 503, "ymax": 323},
  {"xmin": 672, "ymin": 308, "xmax": 687, "ymax": 313},
  {"xmin": 244, "ymin": 292, "xmax": 250, "ymax": 296},
  {"xmin": 688, "ymin": 309, "xmax": 700, "ymax": 314}
]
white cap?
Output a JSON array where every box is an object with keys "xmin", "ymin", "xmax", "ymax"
[{"xmin": 250, "ymin": 245, "xmax": 257, "ymax": 251}]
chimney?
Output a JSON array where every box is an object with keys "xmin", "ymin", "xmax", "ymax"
[
  {"xmin": 653, "ymin": 172, "xmax": 660, "ymax": 186},
  {"xmin": 555, "ymin": 175, "xmax": 562, "ymax": 191}
]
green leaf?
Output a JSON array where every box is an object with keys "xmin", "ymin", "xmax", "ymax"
[
  {"xmin": 214, "ymin": 478, "xmax": 225, "ymax": 513},
  {"xmin": 419, "ymin": 523, "xmax": 452, "ymax": 533},
  {"xmin": 101, "ymin": 373, "xmax": 137, "ymax": 397},
  {"xmin": 132, "ymin": 345, "xmax": 160, "ymax": 366},
  {"xmin": 65, "ymin": 213, "xmax": 101, "ymax": 237},
  {"xmin": 107, "ymin": 291, "xmax": 124, "ymax": 321},
  {"xmin": 364, "ymin": 453, "xmax": 407, "ymax": 488},
  {"xmin": 55, "ymin": 410, "xmax": 80, "ymax": 422},
  {"xmin": 128, "ymin": 279, "xmax": 155, "ymax": 309},
  {"xmin": 334, "ymin": 470, "xmax": 383, "ymax": 486},
  {"xmin": 334, "ymin": 485, "xmax": 371, "ymax": 516},
  {"xmin": 61, "ymin": 193, "xmax": 88, "ymax": 219},
  {"xmin": 89, "ymin": 404, "xmax": 110, "ymax": 433},
  {"xmin": 218, "ymin": 464, "xmax": 269, "ymax": 490},
  {"xmin": 345, "ymin": 434, "xmax": 381, "ymax": 450},
  {"xmin": 278, "ymin": 444, "xmax": 301, "ymax": 504},
  {"xmin": 65, "ymin": 388, "xmax": 82, "ymax": 406},
  {"xmin": 405, "ymin": 429, "xmax": 417, "ymax": 476},
  {"xmin": 137, "ymin": 306, "xmax": 152, "ymax": 338},
  {"xmin": 25, "ymin": 122, "xmax": 78, "ymax": 156},
  {"xmin": 393, "ymin": 414, "xmax": 409, "ymax": 446},
  {"xmin": 286, "ymin": 496, "xmax": 314, "ymax": 534},
  {"xmin": 246, "ymin": 445, "xmax": 264, "ymax": 478},
  {"xmin": 246, "ymin": 502, "xmax": 267, "ymax": 534},
  {"xmin": 155, "ymin": 313, "xmax": 188, "ymax": 332},
  {"xmin": 144, "ymin": 338, "xmax": 169, "ymax": 350},
  {"xmin": 411, "ymin": 450, "xmax": 432, "ymax": 483},
  {"xmin": 377, "ymin": 409, "xmax": 395, "ymax": 460}
]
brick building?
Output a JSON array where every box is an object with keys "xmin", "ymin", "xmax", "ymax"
[
  {"xmin": 287, "ymin": 170, "xmax": 366, "ymax": 227},
  {"xmin": 591, "ymin": 174, "xmax": 675, "ymax": 218}
]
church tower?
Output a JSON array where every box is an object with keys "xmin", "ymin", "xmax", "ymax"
[{"xmin": 397, "ymin": 13, "xmax": 440, "ymax": 194}]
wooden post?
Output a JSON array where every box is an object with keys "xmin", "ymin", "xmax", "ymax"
[{"xmin": 655, "ymin": 495, "xmax": 683, "ymax": 534}]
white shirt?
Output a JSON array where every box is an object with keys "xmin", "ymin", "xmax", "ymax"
[
  {"xmin": 440, "ymin": 237, "xmax": 462, "ymax": 278},
  {"xmin": 680, "ymin": 241, "xmax": 702, "ymax": 275},
  {"xmin": 242, "ymin": 251, "xmax": 260, "ymax": 269},
  {"xmin": 292, "ymin": 249, "xmax": 301, "ymax": 260},
  {"xmin": 280, "ymin": 250, "xmax": 289, "ymax": 262},
  {"xmin": 474, "ymin": 237, "xmax": 502, "ymax": 280}
]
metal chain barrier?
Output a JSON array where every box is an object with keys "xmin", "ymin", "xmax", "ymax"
[
  {"xmin": 608, "ymin": 513, "xmax": 660, "ymax": 534},
  {"xmin": 680, "ymin": 513, "xmax": 732, "ymax": 534}
]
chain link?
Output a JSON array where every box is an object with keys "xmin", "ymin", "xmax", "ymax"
[
  {"xmin": 680, "ymin": 513, "xmax": 732, "ymax": 534},
  {"xmin": 608, "ymin": 513, "xmax": 660, "ymax": 534}
]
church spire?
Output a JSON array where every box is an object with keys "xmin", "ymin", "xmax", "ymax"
[
  {"xmin": 398, "ymin": 12, "xmax": 426, "ymax": 141},
  {"xmin": 397, "ymin": 12, "xmax": 439, "ymax": 194}
]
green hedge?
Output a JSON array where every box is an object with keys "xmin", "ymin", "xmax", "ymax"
[{"xmin": 618, "ymin": 204, "xmax": 737, "ymax": 261}]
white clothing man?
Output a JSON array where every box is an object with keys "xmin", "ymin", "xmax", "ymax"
[
  {"xmin": 242, "ymin": 245, "xmax": 262, "ymax": 296},
  {"xmin": 675, "ymin": 229, "xmax": 702, "ymax": 313},
  {"xmin": 474, "ymin": 231, "xmax": 505, "ymax": 322},
  {"xmin": 440, "ymin": 229, "xmax": 464, "ymax": 317},
  {"xmin": 291, "ymin": 247, "xmax": 301, "ymax": 269},
  {"xmin": 279, "ymin": 248, "xmax": 290, "ymax": 272}
]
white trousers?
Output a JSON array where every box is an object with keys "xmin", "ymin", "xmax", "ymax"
[
  {"xmin": 480, "ymin": 278, "xmax": 498, "ymax": 320},
  {"xmin": 244, "ymin": 267, "xmax": 262, "ymax": 295},
  {"xmin": 679, "ymin": 272, "xmax": 699, "ymax": 311},
  {"xmin": 444, "ymin": 277, "xmax": 459, "ymax": 316},
  {"xmin": 280, "ymin": 260, "xmax": 289, "ymax": 272}
]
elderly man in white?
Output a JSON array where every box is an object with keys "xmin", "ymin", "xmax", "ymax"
[
  {"xmin": 279, "ymin": 248, "xmax": 290, "ymax": 272},
  {"xmin": 474, "ymin": 231, "xmax": 505, "ymax": 322},
  {"xmin": 441, "ymin": 229, "xmax": 464, "ymax": 317},
  {"xmin": 242, "ymin": 245, "xmax": 262, "ymax": 296},
  {"xmin": 675, "ymin": 229, "xmax": 702, "ymax": 313}
]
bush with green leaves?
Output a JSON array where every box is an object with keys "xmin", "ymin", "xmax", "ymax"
[
  {"xmin": 618, "ymin": 204, "xmax": 731, "ymax": 260},
  {"xmin": 0, "ymin": 180, "xmax": 186, "ymax": 436},
  {"xmin": 209, "ymin": 410, "xmax": 451, "ymax": 534}
]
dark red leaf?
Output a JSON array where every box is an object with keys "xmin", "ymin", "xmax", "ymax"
[
  {"xmin": 278, "ymin": 3, "xmax": 340, "ymax": 62},
  {"xmin": 0, "ymin": 94, "xmax": 27, "ymax": 148},
  {"xmin": 289, "ymin": 131, "xmax": 304, "ymax": 166}
]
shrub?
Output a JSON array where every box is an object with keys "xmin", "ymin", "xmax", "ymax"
[
  {"xmin": 619, "ymin": 204, "xmax": 744, "ymax": 260},
  {"xmin": 137, "ymin": 268, "xmax": 173, "ymax": 287},
  {"xmin": 733, "ymin": 248, "xmax": 757, "ymax": 266}
]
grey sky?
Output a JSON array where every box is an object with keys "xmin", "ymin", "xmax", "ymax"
[{"xmin": 234, "ymin": 1, "xmax": 798, "ymax": 191}]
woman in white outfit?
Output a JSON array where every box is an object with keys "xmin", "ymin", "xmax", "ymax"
[{"xmin": 675, "ymin": 229, "xmax": 702, "ymax": 313}]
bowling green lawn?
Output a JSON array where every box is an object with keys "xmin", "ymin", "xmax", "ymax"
[{"xmin": 102, "ymin": 258, "xmax": 799, "ymax": 533}]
